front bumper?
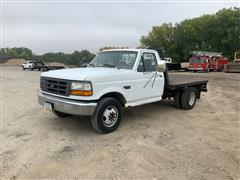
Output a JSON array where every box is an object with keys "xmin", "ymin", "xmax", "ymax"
[
  {"xmin": 188, "ymin": 67, "xmax": 204, "ymax": 71},
  {"xmin": 38, "ymin": 92, "xmax": 97, "ymax": 116}
]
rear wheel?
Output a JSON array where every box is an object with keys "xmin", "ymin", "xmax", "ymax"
[
  {"xmin": 219, "ymin": 65, "xmax": 224, "ymax": 72},
  {"xmin": 53, "ymin": 110, "xmax": 71, "ymax": 117},
  {"xmin": 91, "ymin": 97, "xmax": 122, "ymax": 133},
  {"xmin": 206, "ymin": 67, "xmax": 210, "ymax": 73},
  {"xmin": 180, "ymin": 87, "xmax": 197, "ymax": 110},
  {"xmin": 174, "ymin": 90, "xmax": 182, "ymax": 108}
]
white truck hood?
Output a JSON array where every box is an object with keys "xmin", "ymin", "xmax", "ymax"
[{"xmin": 41, "ymin": 67, "xmax": 126, "ymax": 81}]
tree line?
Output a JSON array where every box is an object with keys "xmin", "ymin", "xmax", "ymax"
[
  {"xmin": 0, "ymin": 7, "xmax": 239, "ymax": 64},
  {"xmin": 0, "ymin": 48, "xmax": 96, "ymax": 66},
  {"xmin": 0, "ymin": 47, "xmax": 33, "ymax": 60},
  {"xmin": 140, "ymin": 7, "xmax": 240, "ymax": 62},
  {"xmin": 37, "ymin": 50, "xmax": 95, "ymax": 66}
]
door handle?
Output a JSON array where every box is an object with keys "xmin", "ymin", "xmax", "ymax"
[
  {"xmin": 143, "ymin": 71, "xmax": 156, "ymax": 74},
  {"xmin": 123, "ymin": 85, "xmax": 131, "ymax": 89}
]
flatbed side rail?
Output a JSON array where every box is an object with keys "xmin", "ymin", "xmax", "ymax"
[
  {"xmin": 163, "ymin": 71, "xmax": 208, "ymax": 99},
  {"xmin": 165, "ymin": 80, "xmax": 208, "ymax": 91}
]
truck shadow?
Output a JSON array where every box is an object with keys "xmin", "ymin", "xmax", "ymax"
[
  {"xmin": 122, "ymin": 100, "xmax": 176, "ymax": 124},
  {"xmin": 50, "ymin": 115, "xmax": 95, "ymax": 134},
  {"xmin": 49, "ymin": 99, "xmax": 177, "ymax": 135}
]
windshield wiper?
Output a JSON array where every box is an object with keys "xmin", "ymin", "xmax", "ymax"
[
  {"xmin": 88, "ymin": 63, "xmax": 119, "ymax": 69},
  {"xmin": 88, "ymin": 63, "xmax": 96, "ymax": 67},
  {"xmin": 102, "ymin": 63, "xmax": 118, "ymax": 68}
]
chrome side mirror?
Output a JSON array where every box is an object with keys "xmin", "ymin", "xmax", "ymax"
[{"xmin": 157, "ymin": 64, "xmax": 166, "ymax": 72}]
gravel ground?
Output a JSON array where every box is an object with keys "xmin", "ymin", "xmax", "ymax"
[{"xmin": 1, "ymin": 66, "xmax": 240, "ymax": 179}]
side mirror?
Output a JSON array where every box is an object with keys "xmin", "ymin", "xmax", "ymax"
[{"xmin": 157, "ymin": 64, "xmax": 165, "ymax": 72}]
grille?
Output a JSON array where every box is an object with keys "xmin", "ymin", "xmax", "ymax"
[{"xmin": 41, "ymin": 77, "xmax": 70, "ymax": 96}]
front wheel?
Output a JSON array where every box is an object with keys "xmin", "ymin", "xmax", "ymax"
[{"xmin": 91, "ymin": 97, "xmax": 122, "ymax": 133}]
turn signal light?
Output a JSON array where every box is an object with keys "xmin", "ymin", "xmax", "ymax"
[{"xmin": 70, "ymin": 90, "xmax": 93, "ymax": 96}]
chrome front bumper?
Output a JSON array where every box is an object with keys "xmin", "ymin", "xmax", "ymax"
[
  {"xmin": 188, "ymin": 67, "xmax": 203, "ymax": 71},
  {"xmin": 38, "ymin": 92, "xmax": 97, "ymax": 116}
]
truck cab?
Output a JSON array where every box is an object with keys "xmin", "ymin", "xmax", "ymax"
[
  {"xmin": 38, "ymin": 49, "xmax": 207, "ymax": 133},
  {"xmin": 22, "ymin": 60, "xmax": 35, "ymax": 70},
  {"xmin": 39, "ymin": 49, "xmax": 166, "ymax": 106}
]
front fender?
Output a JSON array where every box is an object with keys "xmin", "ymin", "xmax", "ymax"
[{"xmin": 95, "ymin": 86, "xmax": 127, "ymax": 100}]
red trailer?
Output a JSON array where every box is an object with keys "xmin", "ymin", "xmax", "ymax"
[{"xmin": 188, "ymin": 51, "xmax": 228, "ymax": 72}]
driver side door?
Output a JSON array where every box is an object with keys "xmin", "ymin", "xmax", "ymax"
[{"xmin": 133, "ymin": 52, "xmax": 164, "ymax": 105}]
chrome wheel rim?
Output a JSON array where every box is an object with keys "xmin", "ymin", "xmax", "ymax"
[
  {"xmin": 102, "ymin": 105, "xmax": 118, "ymax": 127},
  {"xmin": 189, "ymin": 91, "xmax": 195, "ymax": 106}
]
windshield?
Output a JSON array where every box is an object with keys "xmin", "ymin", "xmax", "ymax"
[
  {"xmin": 90, "ymin": 51, "xmax": 138, "ymax": 69},
  {"xmin": 190, "ymin": 58, "xmax": 206, "ymax": 63}
]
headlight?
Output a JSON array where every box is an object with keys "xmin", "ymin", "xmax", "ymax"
[{"xmin": 70, "ymin": 82, "xmax": 93, "ymax": 96}]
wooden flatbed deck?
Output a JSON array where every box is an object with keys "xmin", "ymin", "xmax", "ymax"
[{"xmin": 165, "ymin": 73, "xmax": 208, "ymax": 91}]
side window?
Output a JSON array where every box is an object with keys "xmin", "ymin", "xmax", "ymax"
[
  {"xmin": 137, "ymin": 58, "xmax": 144, "ymax": 72},
  {"xmin": 137, "ymin": 53, "xmax": 157, "ymax": 72}
]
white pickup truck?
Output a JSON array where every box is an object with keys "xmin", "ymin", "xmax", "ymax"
[
  {"xmin": 22, "ymin": 60, "xmax": 35, "ymax": 70},
  {"xmin": 38, "ymin": 49, "xmax": 208, "ymax": 133}
]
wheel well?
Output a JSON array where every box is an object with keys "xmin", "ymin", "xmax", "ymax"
[
  {"xmin": 166, "ymin": 86, "xmax": 201, "ymax": 99},
  {"xmin": 100, "ymin": 92, "xmax": 126, "ymax": 107},
  {"xmin": 193, "ymin": 86, "xmax": 201, "ymax": 99}
]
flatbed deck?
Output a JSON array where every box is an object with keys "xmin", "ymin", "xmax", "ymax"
[
  {"xmin": 31, "ymin": 61, "xmax": 65, "ymax": 71},
  {"xmin": 162, "ymin": 72, "xmax": 208, "ymax": 99},
  {"xmin": 165, "ymin": 73, "xmax": 208, "ymax": 90}
]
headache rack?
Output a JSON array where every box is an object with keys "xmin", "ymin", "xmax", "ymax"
[{"xmin": 40, "ymin": 77, "xmax": 70, "ymax": 96}]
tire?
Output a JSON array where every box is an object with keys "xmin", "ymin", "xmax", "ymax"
[
  {"xmin": 53, "ymin": 110, "xmax": 71, "ymax": 117},
  {"xmin": 174, "ymin": 90, "xmax": 182, "ymax": 108},
  {"xmin": 206, "ymin": 67, "xmax": 210, "ymax": 73},
  {"xmin": 22, "ymin": 67, "xmax": 25, "ymax": 70},
  {"xmin": 180, "ymin": 87, "xmax": 197, "ymax": 110},
  {"xmin": 194, "ymin": 70, "xmax": 197, "ymax": 73},
  {"xmin": 219, "ymin": 65, "xmax": 224, "ymax": 72},
  {"xmin": 91, "ymin": 97, "xmax": 122, "ymax": 133}
]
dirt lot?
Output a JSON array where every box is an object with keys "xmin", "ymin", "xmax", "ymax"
[{"xmin": 1, "ymin": 66, "xmax": 240, "ymax": 179}]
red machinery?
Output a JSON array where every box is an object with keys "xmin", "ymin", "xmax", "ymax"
[{"xmin": 188, "ymin": 51, "xmax": 228, "ymax": 72}]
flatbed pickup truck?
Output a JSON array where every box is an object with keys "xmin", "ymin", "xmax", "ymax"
[
  {"xmin": 38, "ymin": 49, "xmax": 208, "ymax": 133},
  {"xmin": 28, "ymin": 61, "xmax": 65, "ymax": 71}
]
